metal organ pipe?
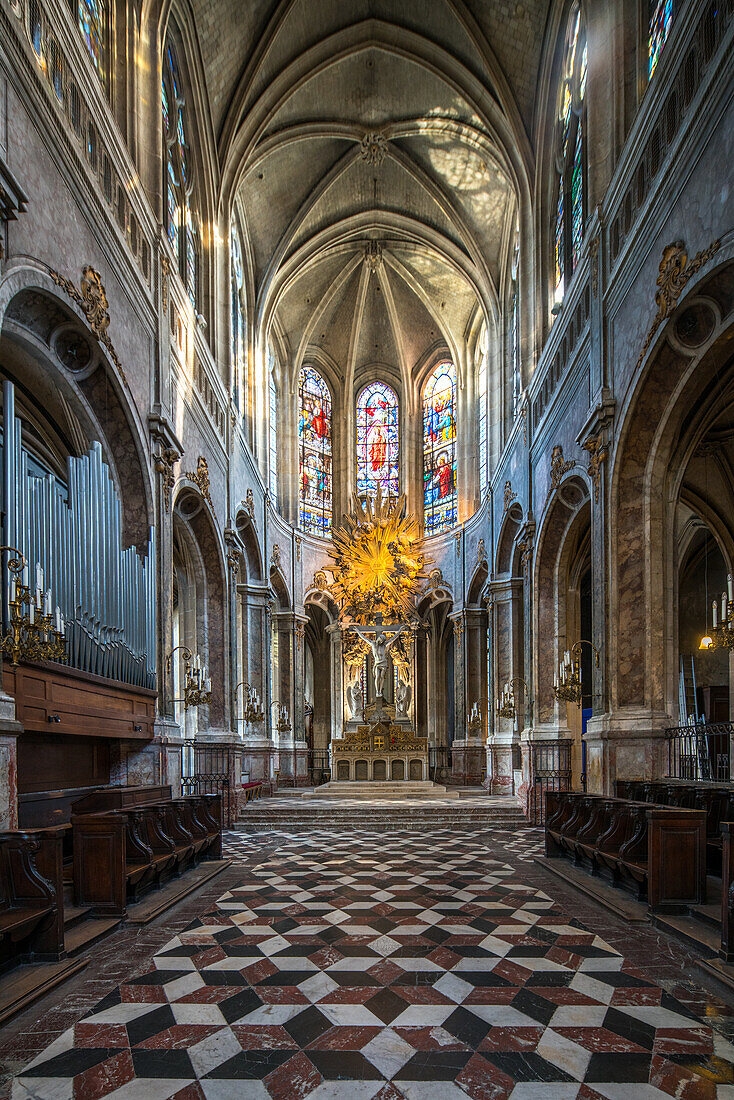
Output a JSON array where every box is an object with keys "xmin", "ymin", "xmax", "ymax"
[{"xmin": 1, "ymin": 383, "xmax": 156, "ymax": 688}]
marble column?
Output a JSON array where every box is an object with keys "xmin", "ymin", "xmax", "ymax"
[
  {"xmin": 487, "ymin": 578, "xmax": 525, "ymax": 796},
  {"xmin": 450, "ymin": 612, "xmax": 482, "ymax": 784},
  {"xmin": 237, "ymin": 584, "xmax": 274, "ymax": 791},
  {"xmin": 293, "ymin": 614, "xmax": 310, "ymax": 786}
]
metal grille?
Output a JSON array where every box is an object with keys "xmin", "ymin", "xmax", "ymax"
[
  {"xmin": 180, "ymin": 741, "xmax": 245, "ymax": 826},
  {"xmin": 666, "ymin": 722, "xmax": 732, "ymax": 782},
  {"xmin": 528, "ymin": 739, "xmax": 573, "ymax": 825}
]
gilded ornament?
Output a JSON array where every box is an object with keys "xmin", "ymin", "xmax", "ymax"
[
  {"xmin": 548, "ymin": 444, "xmax": 575, "ymax": 497},
  {"xmin": 295, "ymin": 534, "xmax": 302, "ymax": 562},
  {"xmin": 186, "ymin": 456, "xmax": 213, "ymax": 506},
  {"xmin": 50, "ymin": 265, "xmax": 127, "ymax": 383},
  {"xmin": 637, "ymin": 239, "xmax": 721, "ymax": 370},
  {"xmin": 313, "ymin": 570, "xmax": 329, "ymax": 591},
  {"xmin": 328, "ymin": 486, "xmax": 429, "ymax": 624},
  {"xmin": 503, "ymin": 481, "xmax": 517, "ymax": 514}
]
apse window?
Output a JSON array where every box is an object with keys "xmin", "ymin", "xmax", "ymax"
[
  {"xmin": 649, "ymin": 0, "xmax": 674, "ymax": 79},
  {"xmin": 298, "ymin": 366, "xmax": 332, "ymax": 537},
  {"xmin": 553, "ymin": 4, "xmax": 587, "ymax": 309},
  {"xmin": 356, "ymin": 382, "xmax": 399, "ymax": 500},
  {"xmin": 77, "ymin": 0, "xmax": 107, "ymax": 85},
  {"xmin": 423, "ymin": 361, "xmax": 457, "ymax": 535}
]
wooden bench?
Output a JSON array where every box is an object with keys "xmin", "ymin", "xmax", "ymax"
[
  {"xmin": 0, "ymin": 829, "xmax": 65, "ymax": 971},
  {"xmin": 617, "ymin": 780, "xmax": 733, "ymax": 872},
  {"xmin": 72, "ymin": 794, "xmax": 222, "ymax": 917},
  {"xmin": 545, "ymin": 791, "xmax": 707, "ymax": 911}
]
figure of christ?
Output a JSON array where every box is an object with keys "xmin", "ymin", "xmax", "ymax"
[
  {"xmin": 368, "ymin": 422, "xmax": 387, "ymax": 475},
  {"xmin": 348, "ymin": 626, "xmax": 404, "ymax": 698}
]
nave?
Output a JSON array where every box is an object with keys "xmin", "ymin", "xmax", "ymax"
[{"xmin": 4, "ymin": 821, "xmax": 734, "ymax": 1099}]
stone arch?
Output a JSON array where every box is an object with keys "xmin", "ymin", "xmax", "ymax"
[
  {"xmin": 234, "ymin": 510, "xmax": 264, "ymax": 584},
  {"xmin": 495, "ymin": 502, "xmax": 524, "ymax": 575},
  {"xmin": 171, "ymin": 484, "xmax": 228, "ymax": 729},
  {"xmin": 467, "ymin": 561, "xmax": 489, "ymax": 607},
  {"xmin": 0, "ymin": 273, "xmax": 153, "ymax": 548},
  {"xmin": 610, "ymin": 254, "xmax": 734, "ymax": 720},
  {"xmin": 533, "ymin": 474, "xmax": 591, "ymax": 727}
]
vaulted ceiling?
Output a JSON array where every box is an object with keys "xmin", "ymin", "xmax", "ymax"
[{"xmin": 193, "ymin": 0, "xmax": 554, "ymax": 384}]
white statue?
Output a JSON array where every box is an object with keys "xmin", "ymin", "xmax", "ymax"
[
  {"xmin": 349, "ymin": 627, "xmax": 404, "ymax": 698},
  {"xmin": 396, "ymin": 676, "xmax": 411, "ymax": 717},
  {"xmin": 346, "ymin": 679, "xmax": 364, "ymax": 720}
]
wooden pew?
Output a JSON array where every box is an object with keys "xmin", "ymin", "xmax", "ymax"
[
  {"xmin": 72, "ymin": 794, "xmax": 223, "ymax": 918},
  {"xmin": 545, "ymin": 791, "xmax": 706, "ymax": 911},
  {"xmin": 0, "ymin": 828, "xmax": 64, "ymax": 970},
  {"xmin": 615, "ymin": 780, "xmax": 733, "ymax": 872}
]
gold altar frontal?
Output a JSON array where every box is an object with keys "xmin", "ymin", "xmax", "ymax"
[{"xmin": 331, "ymin": 721, "xmax": 428, "ymax": 783}]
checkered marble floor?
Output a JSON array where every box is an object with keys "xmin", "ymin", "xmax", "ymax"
[{"xmin": 13, "ymin": 830, "xmax": 734, "ymax": 1099}]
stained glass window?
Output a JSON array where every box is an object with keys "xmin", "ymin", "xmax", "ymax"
[
  {"xmin": 553, "ymin": 3, "xmax": 586, "ymax": 310},
  {"xmin": 77, "ymin": 0, "xmax": 107, "ymax": 84},
  {"xmin": 511, "ymin": 236, "xmax": 521, "ymax": 417},
  {"xmin": 423, "ymin": 362, "xmax": 457, "ymax": 535},
  {"xmin": 649, "ymin": 0, "xmax": 673, "ymax": 79},
  {"xmin": 477, "ymin": 337, "xmax": 488, "ymax": 497},
  {"xmin": 298, "ymin": 367, "xmax": 332, "ymax": 537},
  {"xmin": 231, "ymin": 225, "xmax": 245, "ymax": 412},
  {"xmin": 268, "ymin": 352, "xmax": 277, "ymax": 502},
  {"xmin": 162, "ymin": 36, "xmax": 198, "ymax": 307},
  {"xmin": 356, "ymin": 382, "xmax": 399, "ymax": 500}
]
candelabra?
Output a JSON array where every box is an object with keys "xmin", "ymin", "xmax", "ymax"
[
  {"xmin": 701, "ymin": 573, "xmax": 734, "ymax": 650},
  {"xmin": 496, "ymin": 677, "xmax": 529, "ymax": 721},
  {"xmin": 235, "ymin": 680, "xmax": 264, "ymax": 724},
  {"xmin": 1, "ymin": 548, "xmax": 66, "ymax": 666},
  {"xmin": 271, "ymin": 699, "xmax": 292, "ymax": 733},
  {"xmin": 553, "ymin": 640, "xmax": 600, "ymax": 705},
  {"xmin": 167, "ymin": 645, "xmax": 211, "ymax": 709}
]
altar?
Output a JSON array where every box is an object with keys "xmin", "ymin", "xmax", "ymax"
[{"xmin": 331, "ymin": 718, "xmax": 428, "ymax": 782}]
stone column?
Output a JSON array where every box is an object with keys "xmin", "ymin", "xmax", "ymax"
[
  {"xmin": 450, "ymin": 612, "xmax": 482, "ymax": 784},
  {"xmin": 293, "ymin": 614, "xmax": 309, "ymax": 786},
  {"xmin": 237, "ymin": 584, "xmax": 274, "ymax": 791}
]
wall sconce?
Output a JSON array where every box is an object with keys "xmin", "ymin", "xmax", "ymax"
[
  {"xmin": 1, "ymin": 547, "xmax": 66, "ymax": 666},
  {"xmin": 235, "ymin": 680, "xmax": 264, "ymax": 724},
  {"xmin": 496, "ymin": 677, "xmax": 529, "ymax": 722},
  {"xmin": 553, "ymin": 640, "xmax": 600, "ymax": 705},
  {"xmin": 167, "ymin": 645, "xmax": 211, "ymax": 709}
]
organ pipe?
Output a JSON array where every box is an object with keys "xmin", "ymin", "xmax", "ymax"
[{"xmin": 1, "ymin": 382, "xmax": 156, "ymax": 688}]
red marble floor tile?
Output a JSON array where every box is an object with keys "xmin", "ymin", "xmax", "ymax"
[
  {"xmin": 577, "ymin": 1087, "xmax": 611, "ymax": 1099},
  {"xmin": 553, "ymin": 1026, "xmax": 648, "ymax": 1053},
  {"xmin": 118, "ymin": 985, "xmax": 168, "ymax": 1004},
  {"xmin": 374, "ymin": 904, "xmax": 397, "ymax": 916},
  {"xmin": 243, "ymin": 959, "xmax": 280, "ymax": 984},
  {"xmin": 426, "ymin": 947, "xmax": 462, "ymax": 969},
  {"xmin": 176, "ymin": 985, "xmax": 240, "ymax": 1004},
  {"xmin": 134, "ymin": 1025, "xmax": 222, "ymax": 1050},
  {"xmin": 395, "ymin": 1026, "xmax": 470, "ymax": 1052},
  {"xmin": 368, "ymin": 960, "xmax": 404, "ymax": 984},
  {"xmin": 307, "ymin": 1025, "xmax": 381, "ymax": 1050},
  {"xmin": 455, "ymin": 1051, "xmax": 515, "ymax": 1099},
  {"xmin": 169, "ymin": 1083, "xmax": 207, "ymax": 1100},
  {"xmin": 610, "ymin": 987, "xmax": 663, "ymax": 1007},
  {"xmin": 73, "ymin": 1050, "xmax": 135, "ymax": 1100},
  {"xmin": 649, "ymin": 1053, "xmax": 717, "ymax": 1099},
  {"xmin": 319, "ymin": 986, "xmax": 382, "ymax": 1004},
  {"xmin": 527, "ymin": 987, "xmax": 600, "ymax": 1005},
  {"xmin": 231, "ymin": 1024, "xmax": 299, "ymax": 1050},
  {"xmin": 547, "ymin": 946, "xmax": 581, "ymax": 968},
  {"xmin": 258, "ymin": 986, "xmax": 309, "ymax": 1005},
  {"xmin": 463, "ymin": 987, "xmax": 519, "ymax": 1005},
  {"xmin": 491, "ymin": 960, "xmax": 534, "ymax": 984},
  {"xmin": 478, "ymin": 1027, "xmax": 544, "ymax": 1052},
  {"xmin": 393, "ymin": 985, "xmax": 454, "ymax": 1005},
  {"xmin": 264, "ymin": 1051, "xmax": 322, "ymax": 1100},
  {"xmin": 73, "ymin": 1024, "xmax": 130, "ymax": 1049},
  {"xmin": 373, "ymin": 1084, "xmax": 407, "ymax": 1100},
  {"xmin": 307, "ymin": 947, "xmax": 343, "ymax": 969},
  {"xmin": 191, "ymin": 947, "xmax": 227, "ymax": 968},
  {"xmin": 652, "ymin": 1028, "xmax": 714, "ymax": 1056}
]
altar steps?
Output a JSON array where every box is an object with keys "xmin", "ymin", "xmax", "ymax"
[{"xmin": 236, "ymin": 791, "xmax": 526, "ymax": 831}]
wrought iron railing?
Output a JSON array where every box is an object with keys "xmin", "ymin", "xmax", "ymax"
[
  {"xmin": 180, "ymin": 740, "xmax": 247, "ymax": 826},
  {"xmin": 528, "ymin": 739, "xmax": 573, "ymax": 825},
  {"xmin": 666, "ymin": 722, "xmax": 732, "ymax": 782}
]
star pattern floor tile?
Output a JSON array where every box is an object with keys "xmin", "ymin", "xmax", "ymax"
[{"xmin": 11, "ymin": 829, "xmax": 734, "ymax": 1099}]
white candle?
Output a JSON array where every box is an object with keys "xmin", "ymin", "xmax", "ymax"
[
  {"xmin": 55, "ymin": 607, "xmax": 61, "ymax": 632},
  {"xmin": 723, "ymin": 594, "xmax": 728, "ymax": 621},
  {"xmin": 44, "ymin": 590, "xmax": 51, "ymax": 616},
  {"xmin": 728, "ymin": 574, "xmax": 733, "ymax": 604},
  {"xmin": 28, "ymin": 602, "xmax": 34, "ymax": 625},
  {"xmin": 21, "ymin": 563, "xmax": 28, "ymax": 587},
  {"xmin": 9, "ymin": 576, "xmax": 15, "ymax": 604},
  {"xmin": 713, "ymin": 600, "xmax": 719, "ymax": 628},
  {"xmin": 36, "ymin": 563, "xmax": 43, "ymax": 590},
  {"xmin": 205, "ymin": 678, "xmax": 211, "ymax": 693},
  {"xmin": 59, "ymin": 613, "xmax": 64, "ymax": 633},
  {"xmin": 554, "ymin": 673, "xmax": 558, "ymax": 687}
]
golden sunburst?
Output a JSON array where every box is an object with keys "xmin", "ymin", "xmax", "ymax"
[{"xmin": 329, "ymin": 486, "xmax": 429, "ymax": 623}]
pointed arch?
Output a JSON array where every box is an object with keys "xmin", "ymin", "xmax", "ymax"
[
  {"xmin": 423, "ymin": 361, "xmax": 457, "ymax": 534},
  {"xmin": 298, "ymin": 364, "xmax": 333, "ymax": 536}
]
